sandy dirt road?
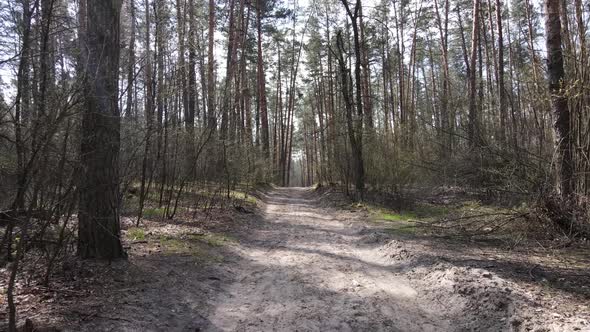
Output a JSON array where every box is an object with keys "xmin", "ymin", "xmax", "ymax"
[
  {"xmin": 204, "ymin": 187, "xmax": 447, "ymax": 331},
  {"xmin": 60, "ymin": 187, "xmax": 588, "ymax": 331}
]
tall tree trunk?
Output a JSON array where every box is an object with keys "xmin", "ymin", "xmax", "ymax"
[
  {"xmin": 359, "ymin": 4, "xmax": 372, "ymax": 129},
  {"xmin": 137, "ymin": 0, "xmax": 154, "ymax": 226},
  {"xmin": 187, "ymin": 0, "xmax": 196, "ymax": 131},
  {"xmin": 220, "ymin": 0, "xmax": 237, "ymax": 139},
  {"xmin": 155, "ymin": 0, "xmax": 166, "ymax": 183},
  {"xmin": 341, "ymin": 0, "xmax": 365, "ymax": 200},
  {"xmin": 207, "ymin": 0, "xmax": 216, "ymax": 130},
  {"xmin": 325, "ymin": 8, "xmax": 336, "ymax": 176},
  {"xmin": 125, "ymin": 0, "xmax": 136, "ymax": 118},
  {"xmin": 37, "ymin": 0, "xmax": 55, "ymax": 124},
  {"xmin": 176, "ymin": 0, "xmax": 187, "ymax": 126},
  {"xmin": 336, "ymin": 30, "xmax": 360, "ymax": 198},
  {"xmin": 393, "ymin": 0, "xmax": 405, "ymax": 146},
  {"xmin": 3, "ymin": 0, "xmax": 34, "ymax": 267},
  {"xmin": 468, "ymin": 0, "xmax": 481, "ymax": 147},
  {"xmin": 197, "ymin": 26, "xmax": 208, "ymax": 126},
  {"xmin": 185, "ymin": 0, "xmax": 197, "ymax": 178},
  {"xmin": 274, "ymin": 48, "xmax": 282, "ymax": 181},
  {"xmin": 14, "ymin": 0, "xmax": 34, "ymax": 205},
  {"xmin": 257, "ymin": 0, "xmax": 270, "ymax": 158},
  {"xmin": 381, "ymin": 34, "xmax": 390, "ymax": 135},
  {"xmin": 78, "ymin": 0, "xmax": 125, "ymax": 259},
  {"xmin": 506, "ymin": 10, "xmax": 520, "ymax": 151},
  {"xmin": 434, "ymin": 0, "xmax": 451, "ymax": 156},
  {"xmin": 496, "ymin": 0, "xmax": 506, "ymax": 146},
  {"xmin": 545, "ymin": 0, "xmax": 573, "ymax": 197}
]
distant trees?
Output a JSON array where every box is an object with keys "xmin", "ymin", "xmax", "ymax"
[{"xmin": 292, "ymin": 0, "xmax": 590, "ymax": 213}]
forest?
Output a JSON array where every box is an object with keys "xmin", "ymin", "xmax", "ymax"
[{"xmin": 1, "ymin": 0, "xmax": 589, "ymax": 330}]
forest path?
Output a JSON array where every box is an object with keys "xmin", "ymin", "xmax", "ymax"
[
  {"xmin": 62, "ymin": 187, "xmax": 587, "ymax": 331},
  {"xmin": 204, "ymin": 187, "xmax": 449, "ymax": 331}
]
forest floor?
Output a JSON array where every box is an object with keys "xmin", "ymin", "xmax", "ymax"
[{"xmin": 2, "ymin": 186, "xmax": 590, "ymax": 331}]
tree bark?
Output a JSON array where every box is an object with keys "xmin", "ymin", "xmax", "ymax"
[
  {"xmin": 220, "ymin": 0, "xmax": 237, "ymax": 139},
  {"xmin": 125, "ymin": 0, "xmax": 136, "ymax": 118},
  {"xmin": 187, "ymin": 0, "xmax": 196, "ymax": 131},
  {"xmin": 137, "ymin": 0, "xmax": 154, "ymax": 226},
  {"xmin": 340, "ymin": 0, "xmax": 365, "ymax": 200},
  {"xmin": 468, "ymin": 0, "xmax": 481, "ymax": 147},
  {"xmin": 207, "ymin": 0, "xmax": 216, "ymax": 130},
  {"xmin": 257, "ymin": 0, "xmax": 270, "ymax": 157},
  {"xmin": 545, "ymin": 0, "xmax": 573, "ymax": 197},
  {"xmin": 176, "ymin": 0, "xmax": 187, "ymax": 126},
  {"xmin": 78, "ymin": 0, "xmax": 125, "ymax": 259},
  {"xmin": 434, "ymin": 0, "xmax": 451, "ymax": 156},
  {"xmin": 496, "ymin": 0, "xmax": 507, "ymax": 146}
]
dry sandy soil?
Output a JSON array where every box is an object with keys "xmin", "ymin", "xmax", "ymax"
[{"xmin": 2, "ymin": 187, "xmax": 590, "ymax": 331}]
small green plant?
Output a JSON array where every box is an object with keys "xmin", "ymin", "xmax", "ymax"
[
  {"xmin": 156, "ymin": 234, "xmax": 227, "ymax": 261},
  {"xmin": 368, "ymin": 203, "xmax": 449, "ymax": 235},
  {"xmin": 143, "ymin": 207, "xmax": 166, "ymax": 218},
  {"xmin": 372, "ymin": 203, "xmax": 450, "ymax": 224},
  {"xmin": 127, "ymin": 227, "xmax": 146, "ymax": 241},
  {"xmin": 158, "ymin": 236, "xmax": 201, "ymax": 256},
  {"xmin": 379, "ymin": 211, "xmax": 418, "ymax": 222},
  {"xmin": 230, "ymin": 190, "xmax": 258, "ymax": 204}
]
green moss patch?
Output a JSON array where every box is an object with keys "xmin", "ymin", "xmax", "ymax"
[
  {"xmin": 143, "ymin": 207, "xmax": 166, "ymax": 218},
  {"xmin": 368, "ymin": 202, "xmax": 452, "ymax": 235},
  {"xmin": 154, "ymin": 232, "xmax": 234, "ymax": 261},
  {"xmin": 187, "ymin": 233, "xmax": 236, "ymax": 247},
  {"xmin": 157, "ymin": 235, "xmax": 206, "ymax": 257},
  {"xmin": 126, "ymin": 227, "xmax": 146, "ymax": 241}
]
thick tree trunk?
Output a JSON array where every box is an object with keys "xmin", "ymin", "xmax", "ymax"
[
  {"xmin": 78, "ymin": 0, "xmax": 125, "ymax": 259},
  {"xmin": 545, "ymin": 0, "xmax": 573, "ymax": 197}
]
